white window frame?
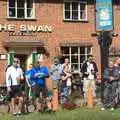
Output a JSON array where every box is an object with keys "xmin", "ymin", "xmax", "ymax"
[
  {"xmin": 61, "ymin": 46, "xmax": 92, "ymax": 73},
  {"xmin": 7, "ymin": 0, "xmax": 35, "ymax": 19},
  {"xmin": 63, "ymin": 0, "xmax": 87, "ymax": 21}
]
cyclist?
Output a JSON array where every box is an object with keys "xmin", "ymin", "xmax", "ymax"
[
  {"xmin": 6, "ymin": 58, "xmax": 24, "ymax": 115},
  {"xmin": 30, "ymin": 59, "xmax": 49, "ymax": 112}
]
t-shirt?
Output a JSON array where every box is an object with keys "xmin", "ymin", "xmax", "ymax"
[
  {"xmin": 6, "ymin": 65, "xmax": 24, "ymax": 86},
  {"xmin": 30, "ymin": 66, "xmax": 49, "ymax": 88}
]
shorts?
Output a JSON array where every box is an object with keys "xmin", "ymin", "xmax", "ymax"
[
  {"xmin": 32, "ymin": 85, "xmax": 46, "ymax": 98},
  {"xmin": 8, "ymin": 85, "xmax": 22, "ymax": 99}
]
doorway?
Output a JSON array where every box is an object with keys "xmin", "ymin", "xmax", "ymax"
[{"xmin": 14, "ymin": 54, "xmax": 28, "ymax": 71}]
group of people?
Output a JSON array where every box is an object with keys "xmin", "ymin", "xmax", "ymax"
[
  {"xmin": 5, "ymin": 55, "xmax": 120, "ymax": 116},
  {"xmin": 81, "ymin": 56, "xmax": 120, "ymax": 111},
  {"xmin": 101, "ymin": 58, "xmax": 120, "ymax": 110},
  {"xmin": 5, "ymin": 57, "xmax": 73, "ymax": 115},
  {"xmin": 50, "ymin": 57, "xmax": 73, "ymax": 105}
]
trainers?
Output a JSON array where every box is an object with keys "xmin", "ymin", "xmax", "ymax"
[
  {"xmin": 110, "ymin": 108, "xmax": 115, "ymax": 111},
  {"xmin": 101, "ymin": 107, "xmax": 105, "ymax": 111},
  {"xmin": 17, "ymin": 111, "xmax": 22, "ymax": 115},
  {"xmin": 12, "ymin": 112, "xmax": 17, "ymax": 116}
]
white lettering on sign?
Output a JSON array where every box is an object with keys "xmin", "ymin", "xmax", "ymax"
[
  {"xmin": 0, "ymin": 24, "xmax": 52, "ymax": 33},
  {"xmin": 20, "ymin": 25, "xmax": 27, "ymax": 32},
  {"xmin": 0, "ymin": 24, "xmax": 7, "ymax": 31},
  {"xmin": 8, "ymin": 24, "xmax": 15, "ymax": 31},
  {"xmin": 100, "ymin": 21, "xmax": 111, "ymax": 26},
  {"xmin": 44, "ymin": 26, "xmax": 52, "ymax": 32},
  {"xmin": 27, "ymin": 25, "xmax": 37, "ymax": 32},
  {"xmin": 37, "ymin": 26, "xmax": 44, "ymax": 32}
]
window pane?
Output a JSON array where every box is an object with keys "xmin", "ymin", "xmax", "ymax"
[
  {"xmin": 80, "ymin": 55, "xmax": 85, "ymax": 63},
  {"xmin": 27, "ymin": 8, "xmax": 33, "ymax": 17},
  {"xmin": 80, "ymin": 11, "xmax": 86, "ymax": 19},
  {"xmin": 9, "ymin": 0, "xmax": 15, "ymax": 7},
  {"xmin": 71, "ymin": 47, "xmax": 78, "ymax": 54},
  {"xmin": 61, "ymin": 47, "xmax": 69, "ymax": 54},
  {"xmin": 17, "ymin": 9, "xmax": 24, "ymax": 18},
  {"xmin": 80, "ymin": 46, "xmax": 85, "ymax": 54},
  {"xmin": 71, "ymin": 56, "xmax": 78, "ymax": 63},
  {"xmin": 71, "ymin": 64, "xmax": 78, "ymax": 71},
  {"xmin": 65, "ymin": 2, "xmax": 70, "ymax": 10},
  {"xmin": 80, "ymin": 3, "xmax": 86, "ymax": 11},
  {"xmin": 9, "ymin": 8, "xmax": 15, "ymax": 17},
  {"xmin": 27, "ymin": 0, "xmax": 33, "ymax": 8},
  {"xmin": 17, "ymin": 0, "xmax": 24, "ymax": 8},
  {"xmin": 72, "ymin": 11, "xmax": 78, "ymax": 20},
  {"xmin": 87, "ymin": 47, "xmax": 91, "ymax": 54},
  {"xmin": 80, "ymin": 3, "xmax": 86, "ymax": 19},
  {"xmin": 65, "ymin": 11, "xmax": 70, "ymax": 19},
  {"xmin": 72, "ymin": 2, "xmax": 78, "ymax": 10}
]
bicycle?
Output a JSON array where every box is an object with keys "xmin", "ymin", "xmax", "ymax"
[
  {"xmin": 0, "ymin": 87, "xmax": 11, "ymax": 114},
  {"xmin": 25, "ymin": 87, "xmax": 53, "ymax": 113}
]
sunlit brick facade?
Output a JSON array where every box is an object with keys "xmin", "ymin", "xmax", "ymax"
[{"xmin": 0, "ymin": 0, "xmax": 119, "ymax": 88}]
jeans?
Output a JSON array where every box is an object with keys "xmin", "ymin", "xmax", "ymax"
[
  {"xmin": 102, "ymin": 81, "xmax": 118, "ymax": 108},
  {"xmin": 60, "ymin": 87, "xmax": 69, "ymax": 104},
  {"xmin": 83, "ymin": 77, "xmax": 96, "ymax": 102}
]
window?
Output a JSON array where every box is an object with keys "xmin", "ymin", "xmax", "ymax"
[
  {"xmin": 64, "ymin": 0, "xmax": 87, "ymax": 21},
  {"xmin": 8, "ymin": 0, "xmax": 35, "ymax": 19},
  {"xmin": 61, "ymin": 46, "xmax": 92, "ymax": 73}
]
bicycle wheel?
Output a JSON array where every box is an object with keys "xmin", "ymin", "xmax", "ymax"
[{"xmin": 26, "ymin": 100, "xmax": 35, "ymax": 113}]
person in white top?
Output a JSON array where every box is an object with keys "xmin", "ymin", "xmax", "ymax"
[
  {"xmin": 81, "ymin": 56, "xmax": 98, "ymax": 103},
  {"xmin": 6, "ymin": 57, "xmax": 24, "ymax": 115}
]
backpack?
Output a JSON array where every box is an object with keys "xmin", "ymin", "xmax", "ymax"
[{"xmin": 5, "ymin": 65, "xmax": 11, "ymax": 72}]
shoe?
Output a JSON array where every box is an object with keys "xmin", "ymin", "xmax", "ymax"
[
  {"xmin": 17, "ymin": 111, "xmax": 22, "ymax": 115},
  {"xmin": 101, "ymin": 108, "xmax": 105, "ymax": 111},
  {"xmin": 12, "ymin": 112, "xmax": 17, "ymax": 116},
  {"xmin": 110, "ymin": 108, "xmax": 115, "ymax": 111}
]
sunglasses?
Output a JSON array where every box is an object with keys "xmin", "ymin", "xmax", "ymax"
[{"xmin": 14, "ymin": 60, "xmax": 18, "ymax": 63}]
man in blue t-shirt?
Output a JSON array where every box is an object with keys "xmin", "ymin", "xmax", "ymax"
[{"xmin": 30, "ymin": 60, "xmax": 49, "ymax": 112}]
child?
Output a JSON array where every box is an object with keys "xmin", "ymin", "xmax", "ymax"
[
  {"xmin": 60, "ymin": 73, "xmax": 69, "ymax": 104},
  {"xmin": 25, "ymin": 64, "xmax": 35, "ymax": 101}
]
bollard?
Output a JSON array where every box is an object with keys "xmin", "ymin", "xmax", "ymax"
[
  {"xmin": 52, "ymin": 88, "xmax": 58, "ymax": 111},
  {"xmin": 87, "ymin": 87, "xmax": 94, "ymax": 109}
]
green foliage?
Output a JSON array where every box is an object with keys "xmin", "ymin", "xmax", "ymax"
[
  {"xmin": 71, "ymin": 91, "xmax": 81, "ymax": 99},
  {"xmin": 70, "ymin": 91, "xmax": 82, "ymax": 104}
]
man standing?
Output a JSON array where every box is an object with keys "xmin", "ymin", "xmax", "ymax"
[
  {"xmin": 50, "ymin": 57, "xmax": 62, "ymax": 89},
  {"xmin": 6, "ymin": 57, "xmax": 24, "ymax": 115},
  {"xmin": 81, "ymin": 56, "xmax": 98, "ymax": 103},
  {"xmin": 50, "ymin": 57, "xmax": 62, "ymax": 111},
  {"xmin": 30, "ymin": 59, "xmax": 49, "ymax": 112}
]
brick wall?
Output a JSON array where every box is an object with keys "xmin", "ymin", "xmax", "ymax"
[{"xmin": 0, "ymin": 0, "xmax": 119, "ymax": 86}]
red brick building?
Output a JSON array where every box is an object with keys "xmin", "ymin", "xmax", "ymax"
[{"xmin": 0, "ymin": 0, "xmax": 120, "ymax": 87}]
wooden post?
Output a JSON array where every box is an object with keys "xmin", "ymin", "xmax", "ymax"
[
  {"xmin": 52, "ymin": 88, "xmax": 58, "ymax": 111},
  {"xmin": 87, "ymin": 87, "xmax": 94, "ymax": 109}
]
